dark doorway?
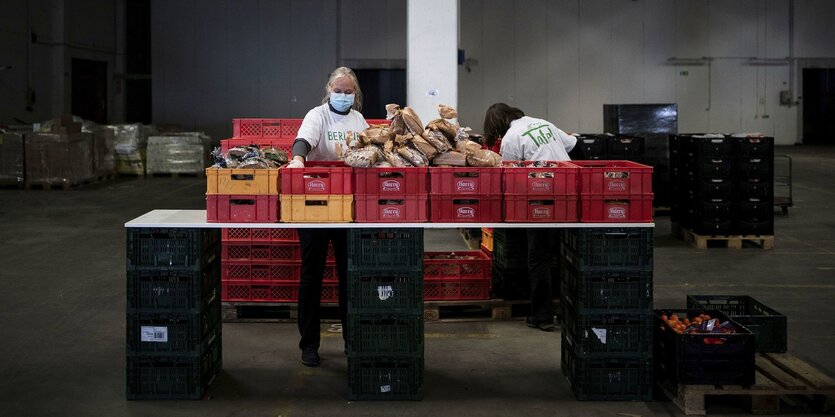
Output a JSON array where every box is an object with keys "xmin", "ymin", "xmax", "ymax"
[
  {"xmin": 71, "ymin": 58, "xmax": 108, "ymax": 124},
  {"xmin": 802, "ymin": 68, "xmax": 835, "ymax": 145},
  {"xmin": 354, "ymin": 69, "xmax": 407, "ymax": 119},
  {"xmin": 125, "ymin": 0, "xmax": 152, "ymax": 124}
]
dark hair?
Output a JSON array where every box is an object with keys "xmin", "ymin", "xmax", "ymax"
[{"xmin": 483, "ymin": 103, "xmax": 525, "ymax": 147}]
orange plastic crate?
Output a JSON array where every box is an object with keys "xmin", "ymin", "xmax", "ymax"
[
  {"xmin": 206, "ymin": 168, "xmax": 279, "ymax": 195},
  {"xmin": 279, "ymin": 194, "xmax": 353, "ymax": 223}
]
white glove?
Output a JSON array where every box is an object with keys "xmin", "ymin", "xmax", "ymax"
[{"xmin": 286, "ymin": 159, "xmax": 304, "ymax": 169}]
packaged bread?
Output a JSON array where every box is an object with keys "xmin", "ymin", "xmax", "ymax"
[
  {"xmin": 438, "ymin": 104, "xmax": 458, "ymax": 119},
  {"xmin": 427, "ymin": 119, "xmax": 458, "ymax": 140},
  {"xmin": 423, "ymin": 128, "xmax": 452, "ymax": 153},
  {"xmin": 410, "ymin": 135, "xmax": 438, "ymax": 159},
  {"xmin": 344, "ymin": 146, "xmax": 379, "ymax": 168},
  {"xmin": 466, "ymin": 149, "xmax": 502, "ymax": 167},
  {"xmin": 383, "ymin": 141, "xmax": 412, "ymax": 167},
  {"xmin": 400, "ymin": 107, "xmax": 424, "ymax": 135},
  {"xmin": 397, "ymin": 144, "xmax": 429, "ymax": 167},
  {"xmin": 431, "ymin": 151, "xmax": 467, "ymax": 166},
  {"xmin": 455, "ymin": 139, "xmax": 483, "ymax": 155}
]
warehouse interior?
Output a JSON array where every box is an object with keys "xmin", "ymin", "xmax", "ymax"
[{"xmin": 1, "ymin": 1, "xmax": 835, "ymax": 416}]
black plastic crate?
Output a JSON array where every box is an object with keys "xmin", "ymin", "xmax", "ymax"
[
  {"xmin": 127, "ymin": 261, "xmax": 220, "ymax": 312},
  {"xmin": 560, "ymin": 264, "xmax": 652, "ymax": 312},
  {"xmin": 347, "ymin": 270, "xmax": 423, "ymax": 314},
  {"xmin": 561, "ymin": 341, "xmax": 653, "ymax": 401},
  {"xmin": 738, "ymin": 200, "xmax": 773, "ymax": 221},
  {"xmin": 691, "ymin": 178, "xmax": 735, "ymax": 200},
  {"xmin": 347, "ymin": 356, "xmax": 423, "ymax": 401},
  {"xmin": 572, "ymin": 134, "xmax": 608, "ymax": 160},
  {"xmin": 561, "ymin": 228, "xmax": 653, "ymax": 271},
  {"xmin": 347, "ymin": 228, "xmax": 423, "ymax": 272},
  {"xmin": 688, "ymin": 135, "xmax": 734, "ymax": 157},
  {"xmin": 737, "ymin": 157, "xmax": 773, "ymax": 180},
  {"xmin": 691, "ymin": 157, "xmax": 735, "ymax": 177},
  {"xmin": 691, "ymin": 218, "xmax": 736, "ymax": 236},
  {"xmin": 606, "ymin": 134, "xmax": 645, "ymax": 157},
  {"xmin": 686, "ymin": 295, "xmax": 786, "ymax": 353},
  {"xmin": 561, "ymin": 307, "xmax": 653, "ymax": 358},
  {"xmin": 654, "ymin": 309, "xmax": 755, "ymax": 386},
  {"xmin": 126, "ymin": 301, "xmax": 221, "ymax": 356},
  {"xmin": 738, "ymin": 181, "xmax": 772, "ymax": 199},
  {"xmin": 492, "ymin": 265, "xmax": 529, "ymax": 300},
  {"xmin": 127, "ymin": 228, "xmax": 219, "ymax": 271},
  {"xmin": 347, "ymin": 314, "xmax": 423, "ymax": 357},
  {"xmin": 735, "ymin": 136, "xmax": 774, "ymax": 157},
  {"xmin": 126, "ymin": 335, "xmax": 221, "ymax": 400},
  {"xmin": 738, "ymin": 218, "xmax": 774, "ymax": 235},
  {"xmin": 693, "ymin": 199, "xmax": 735, "ymax": 219},
  {"xmin": 492, "ymin": 229, "xmax": 528, "ymax": 269}
]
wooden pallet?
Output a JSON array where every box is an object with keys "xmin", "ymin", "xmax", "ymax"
[
  {"xmin": 661, "ymin": 353, "xmax": 835, "ymax": 415},
  {"xmin": 680, "ymin": 227, "xmax": 774, "ymax": 250}
]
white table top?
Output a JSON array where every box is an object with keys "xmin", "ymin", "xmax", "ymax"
[{"xmin": 125, "ymin": 210, "xmax": 654, "ymax": 228}]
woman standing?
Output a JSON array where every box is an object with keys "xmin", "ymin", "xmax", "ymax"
[
  {"xmin": 483, "ymin": 103, "xmax": 576, "ymax": 331},
  {"xmin": 288, "ymin": 67, "xmax": 368, "ymax": 366}
]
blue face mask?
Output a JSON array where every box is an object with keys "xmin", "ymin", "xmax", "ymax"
[{"xmin": 330, "ymin": 92, "xmax": 355, "ymax": 112}]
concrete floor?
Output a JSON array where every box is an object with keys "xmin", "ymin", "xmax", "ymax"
[{"xmin": 0, "ymin": 145, "xmax": 833, "ymax": 417}]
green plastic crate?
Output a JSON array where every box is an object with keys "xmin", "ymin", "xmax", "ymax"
[
  {"xmin": 347, "ymin": 356, "xmax": 423, "ymax": 401},
  {"xmin": 686, "ymin": 295, "xmax": 787, "ymax": 353},
  {"xmin": 347, "ymin": 270, "xmax": 423, "ymax": 314},
  {"xmin": 347, "ymin": 314, "xmax": 423, "ymax": 357},
  {"xmin": 560, "ymin": 340, "xmax": 653, "ymax": 401}
]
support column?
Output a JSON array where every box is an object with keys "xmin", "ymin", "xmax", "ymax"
[{"xmin": 407, "ymin": 0, "xmax": 458, "ymax": 125}]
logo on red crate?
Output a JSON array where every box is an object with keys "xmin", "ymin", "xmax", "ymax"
[
  {"xmin": 606, "ymin": 180, "xmax": 627, "ymax": 192},
  {"xmin": 457, "ymin": 207, "xmax": 476, "ymax": 218},
  {"xmin": 531, "ymin": 180, "xmax": 552, "ymax": 193},
  {"xmin": 607, "ymin": 206, "xmax": 627, "ymax": 219},
  {"xmin": 455, "ymin": 180, "xmax": 476, "ymax": 192},
  {"xmin": 532, "ymin": 207, "xmax": 552, "ymax": 218},
  {"xmin": 382, "ymin": 179, "xmax": 402, "ymax": 192},
  {"xmin": 381, "ymin": 207, "xmax": 401, "ymax": 219},
  {"xmin": 307, "ymin": 180, "xmax": 327, "ymax": 192}
]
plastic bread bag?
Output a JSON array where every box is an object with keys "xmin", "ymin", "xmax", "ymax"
[
  {"xmin": 383, "ymin": 141, "xmax": 412, "ymax": 167},
  {"xmin": 455, "ymin": 139, "xmax": 483, "ymax": 155},
  {"xmin": 410, "ymin": 134, "xmax": 438, "ymax": 159},
  {"xmin": 427, "ymin": 119, "xmax": 458, "ymax": 141},
  {"xmin": 373, "ymin": 160, "xmax": 393, "ymax": 168},
  {"xmin": 262, "ymin": 147, "xmax": 288, "ymax": 165},
  {"xmin": 399, "ymin": 107, "xmax": 424, "ymax": 135},
  {"xmin": 386, "ymin": 103, "xmax": 407, "ymax": 135},
  {"xmin": 423, "ymin": 128, "xmax": 453, "ymax": 152},
  {"xmin": 438, "ymin": 104, "xmax": 458, "ymax": 120},
  {"xmin": 396, "ymin": 144, "xmax": 428, "ymax": 167},
  {"xmin": 466, "ymin": 149, "xmax": 502, "ymax": 167},
  {"xmin": 362, "ymin": 126, "xmax": 394, "ymax": 146},
  {"xmin": 431, "ymin": 151, "xmax": 467, "ymax": 166},
  {"xmin": 394, "ymin": 133, "xmax": 413, "ymax": 147},
  {"xmin": 344, "ymin": 146, "xmax": 379, "ymax": 168},
  {"xmin": 454, "ymin": 126, "xmax": 473, "ymax": 144}
]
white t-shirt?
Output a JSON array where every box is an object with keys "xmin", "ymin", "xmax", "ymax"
[
  {"xmin": 296, "ymin": 103, "xmax": 369, "ymax": 161},
  {"xmin": 499, "ymin": 116, "xmax": 577, "ymax": 162}
]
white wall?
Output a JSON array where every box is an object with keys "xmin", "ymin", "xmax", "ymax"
[
  {"xmin": 407, "ymin": 0, "xmax": 458, "ymax": 125},
  {"xmin": 458, "ymin": 0, "xmax": 835, "ymax": 145}
]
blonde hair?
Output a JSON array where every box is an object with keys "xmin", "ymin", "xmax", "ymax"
[{"xmin": 321, "ymin": 67, "xmax": 363, "ymax": 112}]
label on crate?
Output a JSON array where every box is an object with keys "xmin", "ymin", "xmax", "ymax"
[
  {"xmin": 532, "ymin": 207, "xmax": 552, "ymax": 218},
  {"xmin": 377, "ymin": 285, "xmax": 394, "ymax": 301},
  {"xmin": 455, "ymin": 179, "xmax": 477, "ymax": 192},
  {"xmin": 380, "ymin": 384, "xmax": 392, "ymax": 393},
  {"xmin": 382, "ymin": 179, "xmax": 402, "ymax": 192},
  {"xmin": 530, "ymin": 180, "xmax": 552, "ymax": 193},
  {"xmin": 382, "ymin": 207, "xmax": 401, "ymax": 219},
  {"xmin": 607, "ymin": 206, "xmax": 627, "ymax": 219},
  {"xmin": 140, "ymin": 326, "xmax": 168, "ymax": 343},
  {"xmin": 590, "ymin": 328, "xmax": 607, "ymax": 344},
  {"xmin": 307, "ymin": 180, "xmax": 327, "ymax": 192},
  {"xmin": 457, "ymin": 207, "xmax": 476, "ymax": 218}
]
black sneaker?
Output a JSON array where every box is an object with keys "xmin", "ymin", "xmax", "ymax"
[
  {"xmin": 526, "ymin": 317, "xmax": 556, "ymax": 332},
  {"xmin": 301, "ymin": 346, "xmax": 320, "ymax": 367}
]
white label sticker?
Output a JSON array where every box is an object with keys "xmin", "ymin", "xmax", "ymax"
[
  {"xmin": 592, "ymin": 327, "xmax": 607, "ymax": 344},
  {"xmin": 141, "ymin": 326, "xmax": 168, "ymax": 343},
  {"xmin": 377, "ymin": 285, "xmax": 394, "ymax": 301},
  {"xmin": 380, "ymin": 384, "xmax": 392, "ymax": 393}
]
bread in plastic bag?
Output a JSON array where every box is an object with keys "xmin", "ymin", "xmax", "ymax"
[
  {"xmin": 432, "ymin": 151, "xmax": 467, "ymax": 166},
  {"xmin": 466, "ymin": 149, "xmax": 502, "ymax": 167},
  {"xmin": 438, "ymin": 104, "xmax": 458, "ymax": 120}
]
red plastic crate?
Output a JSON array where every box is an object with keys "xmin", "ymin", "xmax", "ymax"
[
  {"xmin": 354, "ymin": 195, "xmax": 428, "ymax": 223},
  {"xmin": 280, "ymin": 161, "xmax": 352, "ymax": 195},
  {"xmin": 579, "ymin": 193, "xmax": 654, "ymax": 223},
  {"xmin": 424, "ymin": 251, "xmax": 492, "ymax": 281},
  {"xmin": 572, "ymin": 160, "xmax": 653, "ymax": 196},
  {"xmin": 220, "ymin": 137, "xmax": 294, "ymax": 154},
  {"xmin": 354, "ymin": 167, "xmax": 429, "ymax": 196},
  {"xmin": 222, "ymin": 260, "xmax": 335, "ymax": 282},
  {"xmin": 502, "ymin": 161, "xmax": 579, "ymax": 195},
  {"xmin": 429, "ymin": 167, "xmax": 502, "ymax": 195},
  {"xmin": 221, "ymin": 242, "xmax": 272, "ymax": 261},
  {"xmin": 503, "ymin": 194, "xmax": 579, "ymax": 222},
  {"xmin": 232, "ymin": 119, "xmax": 284, "ymax": 138},
  {"xmin": 207, "ymin": 195, "xmax": 279, "ymax": 223},
  {"xmin": 221, "ymin": 279, "xmax": 297, "ymax": 302},
  {"xmin": 429, "ymin": 194, "xmax": 502, "ymax": 222},
  {"xmin": 424, "ymin": 279, "xmax": 491, "ymax": 301}
]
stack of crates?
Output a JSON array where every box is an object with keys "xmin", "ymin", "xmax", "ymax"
[
  {"xmin": 424, "ymin": 251, "xmax": 492, "ymax": 300},
  {"xmin": 560, "ymin": 227, "xmax": 654, "ymax": 400},
  {"xmin": 670, "ymin": 134, "xmax": 774, "ymax": 235},
  {"xmin": 572, "ymin": 160, "xmax": 654, "ymax": 223},
  {"xmin": 126, "ymin": 228, "xmax": 222, "ymax": 399},
  {"xmin": 354, "ymin": 167, "xmax": 429, "ymax": 222},
  {"xmin": 279, "ymin": 161, "xmax": 353, "ymax": 223},
  {"xmin": 219, "ymin": 228, "xmax": 339, "ymax": 303},
  {"xmin": 429, "ymin": 166, "xmax": 503, "ymax": 222},
  {"xmin": 501, "ymin": 161, "xmax": 579, "ymax": 223},
  {"xmin": 346, "ymin": 228, "xmax": 424, "ymax": 400},
  {"xmin": 206, "ymin": 167, "xmax": 280, "ymax": 223}
]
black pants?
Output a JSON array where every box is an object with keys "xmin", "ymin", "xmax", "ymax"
[
  {"xmin": 527, "ymin": 228, "xmax": 556, "ymax": 322},
  {"xmin": 297, "ymin": 228, "xmax": 348, "ymax": 350}
]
